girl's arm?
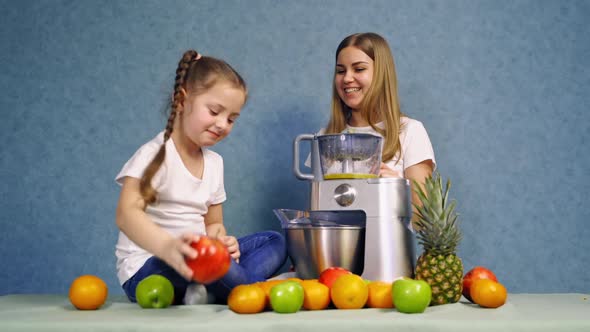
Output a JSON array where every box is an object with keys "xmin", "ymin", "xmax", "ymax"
[
  {"xmin": 404, "ymin": 160, "xmax": 434, "ymax": 227},
  {"xmin": 204, "ymin": 204, "xmax": 226, "ymax": 238},
  {"xmin": 205, "ymin": 204, "xmax": 240, "ymax": 262},
  {"xmin": 115, "ymin": 177, "xmax": 198, "ymax": 280}
]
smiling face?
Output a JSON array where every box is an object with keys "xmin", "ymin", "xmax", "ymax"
[
  {"xmin": 334, "ymin": 46, "xmax": 374, "ymax": 111},
  {"xmin": 179, "ymin": 82, "xmax": 246, "ymax": 148}
]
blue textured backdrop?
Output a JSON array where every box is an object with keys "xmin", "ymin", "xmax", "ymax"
[{"xmin": 1, "ymin": 0, "xmax": 588, "ymax": 295}]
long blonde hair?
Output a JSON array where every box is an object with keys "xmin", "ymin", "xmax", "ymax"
[
  {"xmin": 326, "ymin": 32, "xmax": 404, "ymax": 163},
  {"xmin": 139, "ymin": 50, "xmax": 247, "ymax": 206}
]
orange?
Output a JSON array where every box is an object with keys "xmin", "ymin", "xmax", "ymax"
[
  {"xmin": 286, "ymin": 277, "xmax": 303, "ymax": 284},
  {"xmin": 300, "ymin": 279, "xmax": 330, "ymax": 310},
  {"xmin": 330, "ymin": 274, "xmax": 369, "ymax": 309},
  {"xmin": 470, "ymin": 279, "xmax": 508, "ymax": 308},
  {"xmin": 228, "ymin": 284, "xmax": 266, "ymax": 314},
  {"xmin": 256, "ymin": 279, "xmax": 287, "ymax": 308},
  {"xmin": 68, "ymin": 275, "xmax": 108, "ymax": 310},
  {"xmin": 366, "ymin": 281, "xmax": 394, "ymax": 308}
]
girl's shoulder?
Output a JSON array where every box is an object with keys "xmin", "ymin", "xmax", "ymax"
[
  {"xmin": 115, "ymin": 132, "xmax": 165, "ymax": 184},
  {"xmin": 315, "ymin": 127, "xmax": 327, "ymax": 135},
  {"xmin": 144, "ymin": 131, "xmax": 165, "ymax": 149},
  {"xmin": 202, "ymin": 148, "xmax": 223, "ymax": 164},
  {"xmin": 129, "ymin": 132, "xmax": 165, "ymax": 159},
  {"xmin": 400, "ymin": 116, "xmax": 422, "ymax": 126},
  {"xmin": 400, "ymin": 116, "xmax": 427, "ymax": 133}
]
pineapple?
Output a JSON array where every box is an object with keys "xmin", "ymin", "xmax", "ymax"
[{"xmin": 412, "ymin": 172, "xmax": 463, "ymax": 306}]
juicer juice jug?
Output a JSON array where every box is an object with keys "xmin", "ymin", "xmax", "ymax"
[{"xmin": 294, "ymin": 133, "xmax": 383, "ymax": 181}]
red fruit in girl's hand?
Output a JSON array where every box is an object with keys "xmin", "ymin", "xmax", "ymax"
[
  {"xmin": 185, "ymin": 236, "xmax": 231, "ymax": 284},
  {"xmin": 318, "ymin": 267, "xmax": 352, "ymax": 289},
  {"xmin": 462, "ymin": 266, "xmax": 498, "ymax": 303}
]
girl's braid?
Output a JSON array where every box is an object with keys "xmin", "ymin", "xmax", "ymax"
[
  {"xmin": 139, "ymin": 50, "xmax": 200, "ymax": 206},
  {"xmin": 165, "ymin": 50, "xmax": 199, "ymax": 141}
]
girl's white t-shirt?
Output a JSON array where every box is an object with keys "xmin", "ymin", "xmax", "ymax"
[
  {"xmin": 307, "ymin": 117, "xmax": 436, "ymax": 176},
  {"xmin": 114, "ymin": 132, "xmax": 226, "ymax": 285}
]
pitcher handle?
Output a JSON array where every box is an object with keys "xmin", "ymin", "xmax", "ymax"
[{"xmin": 293, "ymin": 134, "xmax": 315, "ymax": 180}]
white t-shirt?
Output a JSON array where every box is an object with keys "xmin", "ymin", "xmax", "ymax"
[
  {"xmin": 114, "ymin": 132, "xmax": 226, "ymax": 285},
  {"xmin": 307, "ymin": 117, "xmax": 436, "ymax": 176}
]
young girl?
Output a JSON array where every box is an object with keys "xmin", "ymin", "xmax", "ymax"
[
  {"xmin": 318, "ymin": 32, "xmax": 436, "ymax": 225},
  {"xmin": 115, "ymin": 50, "xmax": 287, "ymax": 305}
]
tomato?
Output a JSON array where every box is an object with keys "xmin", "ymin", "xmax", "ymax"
[
  {"xmin": 318, "ymin": 267, "xmax": 352, "ymax": 289},
  {"xmin": 185, "ymin": 236, "xmax": 231, "ymax": 284},
  {"xmin": 470, "ymin": 279, "xmax": 507, "ymax": 308},
  {"xmin": 462, "ymin": 266, "xmax": 498, "ymax": 303}
]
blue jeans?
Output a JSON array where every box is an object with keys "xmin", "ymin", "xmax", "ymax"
[{"xmin": 122, "ymin": 231, "xmax": 287, "ymax": 304}]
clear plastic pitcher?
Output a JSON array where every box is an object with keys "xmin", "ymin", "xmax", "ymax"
[{"xmin": 317, "ymin": 133, "xmax": 382, "ymax": 179}]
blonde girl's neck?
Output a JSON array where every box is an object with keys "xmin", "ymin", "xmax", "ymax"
[{"xmin": 347, "ymin": 111, "xmax": 370, "ymax": 127}]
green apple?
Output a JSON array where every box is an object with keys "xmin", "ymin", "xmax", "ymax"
[
  {"xmin": 392, "ymin": 278, "xmax": 432, "ymax": 313},
  {"xmin": 269, "ymin": 281, "xmax": 304, "ymax": 313},
  {"xmin": 135, "ymin": 274, "xmax": 175, "ymax": 309}
]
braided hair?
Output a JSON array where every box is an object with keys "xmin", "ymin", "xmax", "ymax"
[{"xmin": 139, "ymin": 50, "xmax": 247, "ymax": 206}]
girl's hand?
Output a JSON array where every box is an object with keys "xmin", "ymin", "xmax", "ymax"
[
  {"xmin": 219, "ymin": 235, "xmax": 241, "ymax": 263},
  {"xmin": 159, "ymin": 233, "xmax": 201, "ymax": 280},
  {"xmin": 379, "ymin": 162, "xmax": 403, "ymax": 178}
]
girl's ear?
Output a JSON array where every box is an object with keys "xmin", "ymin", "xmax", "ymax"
[{"xmin": 176, "ymin": 87, "xmax": 188, "ymax": 112}]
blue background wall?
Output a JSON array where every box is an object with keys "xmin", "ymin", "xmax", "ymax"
[{"xmin": 1, "ymin": 0, "xmax": 588, "ymax": 295}]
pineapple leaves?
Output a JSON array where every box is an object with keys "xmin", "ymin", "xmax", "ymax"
[{"xmin": 411, "ymin": 172, "xmax": 461, "ymax": 255}]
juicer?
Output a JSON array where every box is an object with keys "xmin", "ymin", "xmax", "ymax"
[{"xmin": 290, "ymin": 133, "xmax": 416, "ymax": 282}]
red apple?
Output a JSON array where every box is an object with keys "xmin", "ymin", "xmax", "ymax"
[
  {"xmin": 462, "ymin": 266, "xmax": 498, "ymax": 303},
  {"xmin": 185, "ymin": 236, "xmax": 231, "ymax": 284},
  {"xmin": 318, "ymin": 267, "xmax": 352, "ymax": 289}
]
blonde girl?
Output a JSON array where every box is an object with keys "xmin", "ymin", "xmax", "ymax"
[{"xmin": 324, "ymin": 33, "xmax": 436, "ymax": 224}]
